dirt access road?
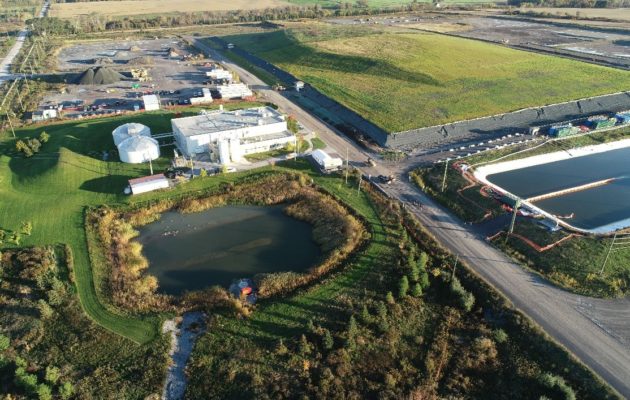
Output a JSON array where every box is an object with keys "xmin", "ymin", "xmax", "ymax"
[
  {"xmin": 0, "ymin": 0, "xmax": 50, "ymax": 81},
  {"xmin": 191, "ymin": 37, "xmax": 630, "ymax": 398}
]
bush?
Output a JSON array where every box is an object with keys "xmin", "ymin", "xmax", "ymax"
[
  {"xmin": 399, "ymin": 276, "xmax": 409, "ymax": 298},
  {"xmin": 449, "ymin": 276, "xmax": 475, "ymax": 312},
  {"xmin": 539, "ymin": 373, "xmax": 576, "ymax": 400},
  {"xmin": 0, "ymin": 334, "xmax": 9, "ymax": 352},
  {"xmin": 493, "ymin": 329, "xmax": 508, "ymax": 344}
]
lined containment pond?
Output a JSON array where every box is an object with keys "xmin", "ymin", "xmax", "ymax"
[
  {"xmin": 138, "ymin": 205, "xmax": 321, "ymax": 295},
  {"xmin": 479, "ymin": 142, "xmax": 630, "ymax": 233}
]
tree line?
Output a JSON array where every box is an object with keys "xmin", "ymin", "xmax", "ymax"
[{"xmin": 29, "ymin": 2, "xmax": 435, "ymax": 35}]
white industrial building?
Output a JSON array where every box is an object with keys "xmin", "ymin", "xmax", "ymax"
[
  {"xmin": 118, "ymin": 135, "xmax": 160, "ymax": 164},
  {"xmin": 112, "ymin": 123, "xmax": 152, "ymax": 146},
  {"xmin": 215, "ymin": 83, "xmax": 253, "ymax": 99},
  {"xmin": 143, "ymin": 94, "xmax": 160, "ymax": 111},
  {"xmin": 128, "ymin": 174, "xmax": 169, "ymax": 195},
  {"xmin": 311, "ymin": 149, "xmax": 343, "ymax": 171},
  {"xmin": 206, "ymin": 67, "xmax": 232, "ymax": 81},
  {"xmin": 171, "ymin": 106, "xmax": 295, "ymax": 164}
]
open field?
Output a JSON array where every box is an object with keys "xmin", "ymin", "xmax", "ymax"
[
  {"xmin": 49, "ymin": 0, "xmax": 292, "ymax": 18},
  {"xmin": 522, "ymin": 7, "xmax": 630, "ymax": 21},
  {"xmin": 224, "ymin": 26, "xmax": 630, "ymax": 132}
]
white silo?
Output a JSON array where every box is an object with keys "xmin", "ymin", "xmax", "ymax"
[
  {"xmin": 112, "ymin": 123, "xmax": 151, "ymax": 146},
  {"xmin": 118, "ymin": 135, "xmax": 160, "ymax": 164}
]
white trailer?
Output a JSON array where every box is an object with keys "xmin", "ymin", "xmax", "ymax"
[
  {"xmin": 311, "ymin": 149, "xmax": 343, "ymax": 172},
  {"xmin": 128, "ymin": 174, "xmax": 169, "ymax": 195}
]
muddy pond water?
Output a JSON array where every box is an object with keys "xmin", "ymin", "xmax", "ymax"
[{"xmin": 138, "ymin": 205, "xmax": 321, "ymax": 295}]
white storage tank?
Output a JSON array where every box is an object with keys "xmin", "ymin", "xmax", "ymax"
[
  {"xmin": 112, "ymin": 123, "xmax": 151, "ymax": 146},
  {"xmin": 118, "ymin": 135, "xmax": 160, "ymax": 164}
]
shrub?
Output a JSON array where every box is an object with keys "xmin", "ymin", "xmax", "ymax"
[
  {"xmin": 323, "ymin": 329, "xmax": 334, "ymax": 350},
  {"xmin": 37, "ymin": 384, "xmax": 53, "ymax": 400},
  {"xmin": 449, "ymin": 276, "xmax": 475, "ymax": 312},
  {"xmin": 59, "ymin": 382, "xmax": 74, "ymax": 400},
  {"xmin": 411, "ymin": 283, "xmax": 422, "ymax": 297},
  {"xmin": 539, "ymin": 373, "xmax": 576, "ymax": 400},
  {"xmin": 493, "ymin": 329, "xmax": 508, "ymax": 344},
  {"xmin": 44, "ymin": 365, "xmax": 60, "ymax": 384},
  {"xmin": 0, "ymin": 334, "xmax": 10, "ymax": 351},
  {"xmin": 399, "ymin": 276, "xmax": 409, "ymax": 298},
  {"xmin": 39, "ymin": 131, "xmax": 50, "ymax": 143}
]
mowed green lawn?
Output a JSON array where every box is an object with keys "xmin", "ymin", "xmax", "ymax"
[
  {"xmin": 226, "ymin": 29, "xmax": 630, "ymax": 132},
  {"xmin": 0, "ymin": 104, "xmax": 263, "ymax": 343}
]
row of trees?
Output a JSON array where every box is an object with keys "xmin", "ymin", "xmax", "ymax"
[
  {"xmin": 29, "ymin": 2, "xmax": 435, "ymax": 36},
  {"xmin": 509, "ymin": 0, "xmax": 630, "ymax": 7}
]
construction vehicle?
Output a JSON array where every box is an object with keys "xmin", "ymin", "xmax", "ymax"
[{"xmin": 130, "ymin": 68, "xmax": 151, "ymax": 82}]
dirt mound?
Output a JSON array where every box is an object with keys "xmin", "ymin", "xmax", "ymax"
[
  {"xmin": 75, "ymin": 66, "xmax": 126, "ymax": 85},
  {"xmin": 129, "ymin": 45, "xmax": 142, "ymax": 52},
  {"xmin": 128, "ymin": 56, "xmax": 153, "ymax": 66},
  {"xmin": 92, "ymin": 57, "xmax": 113, "ymax": 64}
]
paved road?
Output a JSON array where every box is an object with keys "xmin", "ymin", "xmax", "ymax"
[
  {"xmin": 192, "ymin": 37, "xmax": 630, "ymax": 398},
  {"xmin": 0, "ymin": 0, "xmax": 50, "ymax": 81}
]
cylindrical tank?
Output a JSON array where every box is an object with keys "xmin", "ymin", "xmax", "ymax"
[
  {"xmin": 112, "ymin": 123, "xmax": 151, "ymax": 146},
  {"xmin": 118, "ymin": 135, "xmax": 160, "ymax": 164}
]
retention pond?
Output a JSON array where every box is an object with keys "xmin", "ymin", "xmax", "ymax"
[
  {"xmin": 139, "ymin": 205, "xmax": 321, "ymax": 295},
  {"xmin": 476, "ymin": 140, "xmax": 630, "ymax": 233}
]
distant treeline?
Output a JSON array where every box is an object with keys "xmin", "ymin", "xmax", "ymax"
[
  {"xmin": 30, "ymin": 3, "xmax": 437, "ymax": 35},
  {"xmin": 509, "ymin": 0, "xmax": 630, "ymax": 7}
]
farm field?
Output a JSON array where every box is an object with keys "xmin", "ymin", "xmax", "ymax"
[
  {"xmin": 522, "ymin": 7, "xmax": 630, "ymax": 21},
  {"xmin": 48, "ymin": 0, "xmax": 292, "ymax": 18},
  {"xmin": 225, "ymin": 27, "xmax": 630, "ymax": 132}
]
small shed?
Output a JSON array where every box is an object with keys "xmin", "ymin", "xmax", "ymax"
[
  {"xmin": 143, "ymin": 94, "xmax": 160, "ymax": 111},
  {"xmin": 128, "ymin": 174, "xmax": 169, "ymax": 195},
  {"xmin": 32, "ymin": 108, "xmax": 58, "ymax": 121},
  {"xmin": 311, "ymin": 149, "xmax": 343, "ymax": 171}
]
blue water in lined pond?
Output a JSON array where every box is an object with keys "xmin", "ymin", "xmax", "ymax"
[
  {"xmin": 139, "ymin": 205, "xmax": 321, "ymax": 295},
  {"xmin": 486, "ymin": 146, "xmax": 630, "ymax": 232}
]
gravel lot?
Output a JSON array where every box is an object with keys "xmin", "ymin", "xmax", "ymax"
[{"xmin": 42, "ymin": 38, "xmax": 221, "ymax": 117}]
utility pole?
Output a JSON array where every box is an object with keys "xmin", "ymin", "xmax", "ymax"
[
  {"xmin": 451, "ymin": 254, "xmax": 459, "ymax": 280},
  {"xmin": 5, "ymin": 112, "xmax": 15, "ymax": 138},
  {"xmin": 345, "ymin": 147, "xmax": 349, "ymax": 185},
  {"xmin": 506, "ymin": 199, "xmax": 521, "ymax": 243},
  {"xmin": 600, "ymin": 232, "xmax": 617, "ymax": 275},
  {"xmin": 440, "ymin": 158, "xmax": 449, "ymax": 192}
]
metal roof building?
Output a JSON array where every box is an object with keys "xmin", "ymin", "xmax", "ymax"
[
  {"xmin": 128, "ymin": 174, "xmax": 169, "ymax": 195},
  {"xmin": 171, "ymin": 106, "xmax": 294, "ymax": 163},
  {"xmin": 215, "ymin": 83, "xmax": 253, "ymax": 99},
  {"xmin": 143, "ymin": 94, "xmax": 160, "ymax": 111}
]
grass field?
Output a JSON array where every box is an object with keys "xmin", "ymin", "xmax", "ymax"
[
  {"xmin": 521, "ymin": 7, "xmax": 630, "ymax": 21},
  {"xmin": 0, "ymin": 103, "xmax": 262, "ymax": 343},
  {"xmin": 225, "ymin": 27, "xmax": 630, "ymax": 132},
  {"xmin": 49, "ymin": 0, "xmax": 292, "ymax": 18}
]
